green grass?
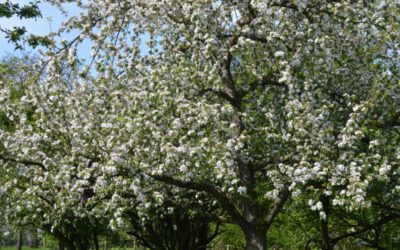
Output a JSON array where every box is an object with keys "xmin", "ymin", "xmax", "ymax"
[
  {"xmin": 0, "ymin": 247, "xmax": 137, "ymax": 250},
  {"xmin": 0, "ymin": 247, "xmax": 44, "ymax": 250}
]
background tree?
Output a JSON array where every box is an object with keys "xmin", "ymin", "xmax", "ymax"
[
  {"xmin": 0, "ymin": 54, "xmax": 42, "ymax": 249},
  {"xmin": 0, "ymin": 55, "xmax": 111, "ymax": 250}
]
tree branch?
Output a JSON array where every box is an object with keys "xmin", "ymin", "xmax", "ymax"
[
  {"xmin": 224, "ymin": 35, "xmax": 239, "ymax": 105},
  {"xmin": 331, "ymin": 213, "xmax": 400, "ymax": 246},
  {"xmin": 197, "ymin": 88, "xmax": 236, "ymax": 106},
  {"xmin": 271, "ymin": 0, "xmax": 314, "ymax": 23},
  {"xmin": 0, "ymin": 155, "xmax": 47, "ymax": 171},
  {"xmin": 372, "ymin": 202, "xmax": 400, "ymax": 215},
  {"xmin": 247, "ymin": 73, "xmax": 287, "ymax": 93},
  {"xmin": 149, "ymin": 174, "xmax": 249, "ymax": 229},
  {"xmin": 266, "ymin": 186, "xmax": 290, "ymax": 228}
]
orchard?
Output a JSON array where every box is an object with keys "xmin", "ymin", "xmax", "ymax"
[{"xmin": 0, "ymin": 1, "xmax": 399, "ymax": 249}]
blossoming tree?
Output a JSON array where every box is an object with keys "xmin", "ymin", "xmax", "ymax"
[{"xmin": 1, "ymin": 1, "xmax": 399, "ymax": 249}]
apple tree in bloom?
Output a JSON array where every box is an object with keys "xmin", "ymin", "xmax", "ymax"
[
  {"xmin": 0, "ymin": 66, "xmax": 116, "ymax": 249},
  {"xmin": 1, "ymin": 0, "xmax": 400, "ymax": 249},
  {"xmin": 0, "ymin": 57, "xmax": 220, "ymax": 249}
]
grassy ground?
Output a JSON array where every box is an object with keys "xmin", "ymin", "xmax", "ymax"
[
  {"xmin": 0, "ymin": 248, "xmax": 137, "ymax": 250},
  {"xmin": 0, "ymin": 248, "xmax": 42, "ymax": 250}
]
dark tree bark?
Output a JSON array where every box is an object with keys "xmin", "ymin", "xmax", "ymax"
[
  {"xmin": 321, "ymin": 218, "xmax": 330, "ymax": 250},
  {"xmin": 320, "ymin": 195, "xmax": 332, "ymax": 250},
  {"xmin": 16, "ymin": 230, "xmax": 23, "ymax": 250}
]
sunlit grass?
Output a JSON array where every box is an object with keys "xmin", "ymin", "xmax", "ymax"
[
  {"xmin": 0, "ymin": 247, "xmax": 137, "ymax": 250},
  {"xmin": 0, "ymin": 247, "xmax": 45, "ymax": 250}
]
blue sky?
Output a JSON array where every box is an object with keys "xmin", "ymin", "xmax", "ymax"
[
  {"xmin": 0, "ymin": 0, "xmax": 90, "ymax": 58},
  {"xmin": 1, "ymin": 0, "xmax": 151, "ymax": 64}
]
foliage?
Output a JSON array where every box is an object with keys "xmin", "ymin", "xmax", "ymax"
[{"xmin": 215, "ymin": 224, "xmax": 245, "ymax": 250}]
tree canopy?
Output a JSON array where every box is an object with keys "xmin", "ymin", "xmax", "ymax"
[{"xmin": 0, "ymin": 1, "xmax": 399, "ymax": 250}]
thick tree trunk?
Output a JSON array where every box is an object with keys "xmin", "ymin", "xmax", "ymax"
[{"xmin": 244, "ymin": 229, "xmax": 266, "ymax": 250}]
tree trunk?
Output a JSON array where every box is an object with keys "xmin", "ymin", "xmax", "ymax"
[
  {"xmin": 320, "ymin": 195, "xmax": 332, "ymax": 250},
  {"xmin": 244, "ymin": 229, "xmax": 266, "ymax": 250},
  {"xmin": 321, "ymin": 218, "xmax": 330, "ymax": 250},
  {"xmin": 28, "ymin": 230, "xmax": 39, "ymax": 248},
  {"xmin": 16, "ymin": 230, "xmax": 23, "ymax": 250}
]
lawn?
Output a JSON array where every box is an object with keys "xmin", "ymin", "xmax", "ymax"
[{"xmin": 0, "ymin": 247, "xmax": 137, "ymax": 250}]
